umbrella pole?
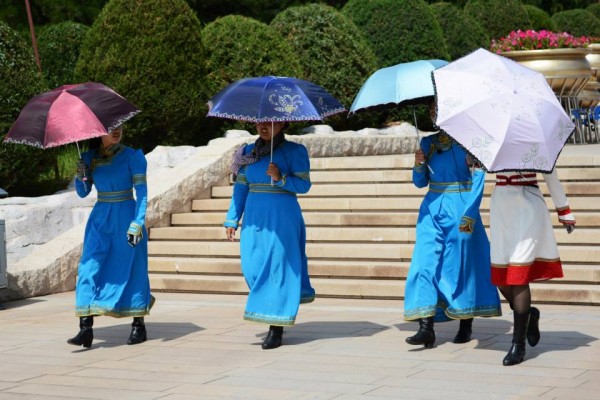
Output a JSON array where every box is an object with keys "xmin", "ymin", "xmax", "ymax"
[
  {"xmin": 412, "ymin": 107, "xmax": 420, "ymax": 142},
  {"xmin": 270, "ymin": 121, "xmax": 274, "ymax": 186}
]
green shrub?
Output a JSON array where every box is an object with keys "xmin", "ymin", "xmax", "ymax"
[
  {"xmin": 0, "ymin": 21, "xmax": 54, "ymax": 195},
  {"xmin": 430, "ymin": 2, "xmax": 489, "ymax": 60},
  {"xmin": 524, "ymin": 5, "xmax": 557, "ymax": 32},
  {"xmin": 270, "ymin": 3, "xmax": 378, "ymax": 113},
  {"xmin": 588, "ymin": 3, "xmax": 600, "ymax": 21},
  {"xmin": 465, "ymin": 0, "xmax": 531, "ymax": 40},
  {"xmin": 202, "ymin": 15, "xmax": 303, "ymax": 98},
  {"xmin": 38, "ymin": 22, "xmax": 89, "ymax": 88},
  {"xmin": 552, "ymin": 9, "xmax": 600, "ymax": 37},
  {"xmin": 342, "ymin": 0, "xmax": 449, "ymax": 68},
  {"xmin": 75, "ymin": 0, "xmax": 207, "ymax": 151}
]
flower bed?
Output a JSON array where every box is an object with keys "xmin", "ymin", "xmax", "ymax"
[{"xmin": 490, "ymin": 30, "xmax": 592, "ymax": 53}]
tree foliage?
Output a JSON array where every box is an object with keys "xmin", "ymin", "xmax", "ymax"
[
  {"xmin": 552, "ymin": 9, "xmax": 600, "ymax": 37},
  {"xmin": 271, "ymin": 3, "xmax": 378, "ymax": 111},
  {"xmin": 38, "ymin": 22, "xmax": 89, "ymax": 88},
  {"xmin": 430, "ymin": 2, "xmax": 488, "ymax": 60},
  {"xmin": 0, "ymin": 21, "xmax": 52, "ymax": 194},
  {"xmin": 342, "ymin": 0, "xmax": 450, "ymax": 68},
  {"xmin": 464, "ymin": 0, "xmax": 531, "ymax": 40},
  {"xmin": 75, "ymin": 0, "xmax": 208, "ymax": 151}
]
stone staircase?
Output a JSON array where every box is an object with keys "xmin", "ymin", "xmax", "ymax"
[{"xmin": 148, "ymin": 151, "xmax": 600, "ymax": 305}]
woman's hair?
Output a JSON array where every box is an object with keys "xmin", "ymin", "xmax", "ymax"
[{"xmin": 88, "ymin": 137, "xmax": 102, "ymax": 150}]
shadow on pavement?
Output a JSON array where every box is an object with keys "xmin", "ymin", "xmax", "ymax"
[
  {"xmin": 69, "ymin": 322, "xmax": 204, "ymax": 351},
  {"xmin": 253, "ymin": 321, "xmax": 391, "ymax": 346}
]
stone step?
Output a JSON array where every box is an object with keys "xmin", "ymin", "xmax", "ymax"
[
  {"xmin": 211, "ymin": 181, "xmax": 600, "ymax": 198},
  {"xmin": 148, "ymin": 256, "xmax": 600, "ymax": 284},
  {"xmin": 148, "ymin": 240, "xmax": 600, "ymax": 264},
  {"xmin": 148, "ymin": 241, "xmax": 414, "ymax": 260},
  {"xmin": 150, "ymin": 226, "xmax": 600, "ymax": 245},
  {"xmin": 148, "ymin": 257, "xmax": 409, "ymax": 279},
  {"xmin": 308, "ymin": 168, "xmax": 600, "ymax": 183},
  {"xmin": 171, "ymin": 211, "xmax": 600, "ymax": 228},
  {"xmin": 191, "ymin": 195, "xmax": 600, "ymax": 212},
  {"xmin": 309, "ymin": 152, "xmax": 600, "ymax": 170},
  {"xmin": 149, "ymin": 274, "xmax": 600, "ymax": 304}
]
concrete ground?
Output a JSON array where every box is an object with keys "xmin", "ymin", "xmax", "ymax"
[{"xmin": 0, "ymin": 292, "xmax": 598, "ymax": 400}]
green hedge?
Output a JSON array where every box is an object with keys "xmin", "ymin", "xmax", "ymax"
[
  {"xmin": 465, "ymin": 0, "xmax": 531, "ymax": 40},
  {"xmin": 430, "ymin": 2, "xmax": 488, "ymax": 60},
  {"xmin": 524, "ymin": 5, "xmax": 557, "ymax": 32},
  {"xmin": 552, "ymin": 9, "xmax": 600, "ymax": 37},
  {"xmin": 588, "ymin": 3, "xmax": 600, "ymax": 21},
  {"xmin": 271, "ymin": 3, "xmax": 377, "ymax": 113},
  {"xmin": 38, "ymin": 22, "xmax": 89, "ymax": 88},
  {"xmin": 0, "ymin": 21, "xmax": 53, "ymax": 195},
  {"xmin": 202, "ymin": 15, "xmax": 303, "ymax": 98},
  {"xmin": 342, "ymin": 0, "xmax": 449, "ymax": 67},
  {"xmin": 75, "ymin": 0, "xmax": 208, "ymax": 150}
]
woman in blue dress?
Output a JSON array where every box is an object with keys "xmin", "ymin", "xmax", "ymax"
[
  {"xmin": 225, "ymin": 121, "xmax": 315, "ymax": 349},
  {"xmin": 403, "ymin": 103, "xmax": 501, "ymax": 348},
  {"xmin": 68, "ymin": 126, "xmax": 154, "ymax": 348}
]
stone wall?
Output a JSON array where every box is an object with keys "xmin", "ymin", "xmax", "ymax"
[{"xmin": 0, "ymin": 124, "xmax": 422, "ymax": 301}]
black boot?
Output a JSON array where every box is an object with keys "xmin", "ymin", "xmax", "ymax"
[
  {"xmin": 127, "ymin": 317, "xmax": 147, "ymax": 345},
  {"xmin": 503, "ymin": 312, "xmax": 529, "ymax": 366},
  {"xmin": 405, "ymin": 317, "xmax": 435, "ymax": 348},
  {"xmin": 453, "ymin": 318, "xmax": 473, "ymax": 344},
  {"xmin": 527, "ymin": 307, "xmax": 540, "ymax": 347},
  {"xmin": 67, "ymin": 316, "xmax": 93, "ymax": 348},
  {"xmin": 262, "ymin": 325, "xmax": 283, "ymax": 349}
]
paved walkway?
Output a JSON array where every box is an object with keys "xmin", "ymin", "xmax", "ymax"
[{"xmin": 0, "ymin": 292, "xmax": 599, "ymax": 399}]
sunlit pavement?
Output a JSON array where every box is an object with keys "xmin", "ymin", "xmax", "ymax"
[{"xmin": 0, "ymin": 291, "xmax": 599, "ymax": 399}]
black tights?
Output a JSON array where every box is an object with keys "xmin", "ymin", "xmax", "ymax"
[{"xmin": 498, "ymin": 284, "xmax": 531, "ymax": 314}]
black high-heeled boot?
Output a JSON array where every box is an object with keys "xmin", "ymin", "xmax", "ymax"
[
  {"xmin": 262, "ymin": 325, "xmax": 283, "ymax": 349},
  {"xmin": 405, "ymin": 317, "xmax": 435, "ymax": 348},
  {"xmin": 503, "ymin": 312, "xmax": 529, "ymax": 366},
  {"xmin": 67, "ymin": 316, "xmax": 93, "ymax": 348},
  {"xmin": 127, "ymin": 317, "xmax": 147, "ymax": 345},
  {"xmin": 527, "ymin": 307, "xmax": 540, "ymax": 347},
  {"xmin": 453, "ymin": 318, "xmax": 473, "ymax": 344}
]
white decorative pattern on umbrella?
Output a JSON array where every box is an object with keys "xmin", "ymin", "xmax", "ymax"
[{"xmin": 433, "ymin": 48, "xmax": 575, "ymax": 173}]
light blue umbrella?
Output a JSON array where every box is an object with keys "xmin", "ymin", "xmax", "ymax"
[{"xmin": 349, "ymin": 59, "xmax": 448, "ymax": 114}]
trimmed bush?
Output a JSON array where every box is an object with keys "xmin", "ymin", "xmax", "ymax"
[
  {"xmin": 588, "ymin": 3, "xmax": 600, "ymax": 21},
  {"xmin": 202, "ymin": 15, "xmax": 303, "ymax": 98},
  {"xmin": 270, "ymin": 3, "xmax": 378, "ymax": 111},
  {"xmin": 524, "ymin": 5, "xmax": 557, "ymax": 32},
  {"xmin": 0, "ymin": 21, "xmax": 54, "ymax": 194},
  {"xmin": 430, "ymin": 2, "xmax": 489, "ymax": 60},
  {"xmin": 465, "ymin": 0, "xmax": 531, "ymax": 40},
  {"xmin": 552, "ymin": 9, "xmax": 600, "ymax": 37},
  {"xmin": 38, "ymin": 22, "xmax": 89, "ymax": 88},
  {"xmin": 75, "ymin": 0, "xmax": 208, "ymax": 150},
  {"xmin": 342, "ymin": 0, "xmax": 449, "ymax": 67}
]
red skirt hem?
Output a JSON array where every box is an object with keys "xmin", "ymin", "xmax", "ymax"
[{"xmin": 491, "ymin": 259, "xmax": 563, "ymax": 286}]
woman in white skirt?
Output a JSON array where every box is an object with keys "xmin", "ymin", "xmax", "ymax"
[{"xmin": 490, "ymin": 169, "xmax": 575, "ymax": 366}]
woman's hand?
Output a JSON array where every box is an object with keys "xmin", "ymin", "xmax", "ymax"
[
  {"xmin": 414, "ymin": 149, "xmax": 425, "ymax": 165},
  {"xmin": 267, "ymin": 162, "xmax": 282, "ymax": 182},
  {"xmin": 226, "ymin": 227, "xmax": 237, "ymax": 241}
]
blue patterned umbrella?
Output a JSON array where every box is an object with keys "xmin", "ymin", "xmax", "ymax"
[{"xmin": 207, "ymin": 76, "xmax": 346, "ymax": 122}]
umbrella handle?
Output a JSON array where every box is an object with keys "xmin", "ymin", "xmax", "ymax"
[
  {"xmin": 270, "ymin": 122, "xmax": 274, "ymax": 186},
  {"xmin": 75, "ymin": 142, "xmax": 89, "ymax": 189}
]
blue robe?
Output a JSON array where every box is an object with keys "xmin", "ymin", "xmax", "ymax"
[
  {"xmin": 74, "ymin": 145, "xmax": 154, "ymax": 317},
  {"xmin": 404, "ymin": 134, "xmax": 501, "ymax": 321},
  {"xmin": 224, "ymin": 139, "xmax": 315, "ymax": 326}
]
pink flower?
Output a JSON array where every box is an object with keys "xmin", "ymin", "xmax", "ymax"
[{"xmin": 490, "ymin": 30, "xmax": 591, "ymax": 52}]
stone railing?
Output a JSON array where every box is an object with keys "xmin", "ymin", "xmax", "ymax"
[{"xmin": 0, "ymin": 123, "xmax": 421, "ymax": 301}]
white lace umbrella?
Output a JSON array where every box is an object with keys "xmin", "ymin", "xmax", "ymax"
[{"xmin": 432, "ymin": 48, "xmax": 575, "ymax": 173}]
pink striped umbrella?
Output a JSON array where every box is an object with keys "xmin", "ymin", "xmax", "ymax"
[{"xmin": 4, "ymin": 82, "xmax": 139, "ymax": 151}]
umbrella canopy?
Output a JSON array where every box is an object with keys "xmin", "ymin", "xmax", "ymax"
[
  {"xmin": 4, "ymin": 82, "xmax": 140, "ymax": 149},
  {"xmin": 207, "ymin": 76, "xmax": 346, "ymax": 123},
  {"xmin": 432, "ymin": 48, "xmax": 574, "ymax": 173},
  {"xmin": 348, "ymin": 59, "xmax": 448, "ymax": 114}
]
